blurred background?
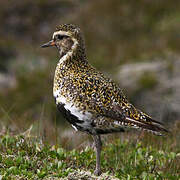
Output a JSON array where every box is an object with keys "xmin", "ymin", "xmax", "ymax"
[{"xmin": 0, "ymin": 0, "xmax": 180, "ymax": 149}]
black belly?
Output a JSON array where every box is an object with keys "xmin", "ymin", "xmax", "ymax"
[
  {"xmin": 57, "ymin": 103, "xmax": 84, "ymax": 128},
  {"xmin": 56, "ymin": 102, "xmax": 97, "ymax": 134}
]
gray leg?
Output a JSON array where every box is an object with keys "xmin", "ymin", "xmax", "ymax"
[{"xmin": 92, "ymin": 135, "xmax": 102, "ymax": 176}]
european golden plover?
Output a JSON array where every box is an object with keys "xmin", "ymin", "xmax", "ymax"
[{"xmin": 41, "ymin": 24, "xmax": 168, "ymax": 175}]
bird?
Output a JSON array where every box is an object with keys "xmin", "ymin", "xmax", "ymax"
[{"xmin": 41, "ymin": 24, "xmax": 168, "ymax": 175}]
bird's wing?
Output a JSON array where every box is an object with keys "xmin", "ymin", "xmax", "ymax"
[
  {"xmin": 98, "ymin": 102, "xmax": 168, "ymax": 135},
  {"xmin": 84, "ymin": 72, "xmax": 168, "ymax": 135}
]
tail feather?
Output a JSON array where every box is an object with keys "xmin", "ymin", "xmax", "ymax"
[{"xmin": 125, "ymin": 116, "xmax": 168, "ymax": 135}]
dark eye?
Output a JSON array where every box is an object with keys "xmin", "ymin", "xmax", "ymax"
[
  {"xmin": 56, "ymin": 35, "xmax": 68, "ymax": 40},
  {"xmin": 57, "ymin": 35, "xmax": 64, "ymax": 40}
]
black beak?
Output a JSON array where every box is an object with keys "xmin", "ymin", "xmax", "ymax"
[{"xmin": 41, "ymin": 40, "xmax": 55, "ymax": 48}]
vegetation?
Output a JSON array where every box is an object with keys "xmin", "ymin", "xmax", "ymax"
[{"xmin": 0, "ymin": 121, "xmax": 179, "ymax": 179}]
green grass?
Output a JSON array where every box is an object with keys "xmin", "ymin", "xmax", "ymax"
[{"xmin": 0, "ymin": 127, "xmax": 179, "ymax": 179}]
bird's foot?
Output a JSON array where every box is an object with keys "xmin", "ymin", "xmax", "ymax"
[{"xmin": 94, "ymin": 169, "xmax": 101, "ymax": 176}]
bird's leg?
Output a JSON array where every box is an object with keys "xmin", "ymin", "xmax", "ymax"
[{"xmin": 92, "ymin": 135, "xmax": 102, "ymax": 176}]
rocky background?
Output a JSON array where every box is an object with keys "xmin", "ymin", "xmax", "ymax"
[{"xmin": 0, "ymin": 0, "xmax": 180, "ymax": 148}]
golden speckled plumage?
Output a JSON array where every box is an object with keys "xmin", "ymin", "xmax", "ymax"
[
  {"xmin": 41, "ymin": 24, "xmax": 168, "ymax": 175},
  {"xmin": 52, "ymin": 24, "xmax": 167, "ymax": 135}
]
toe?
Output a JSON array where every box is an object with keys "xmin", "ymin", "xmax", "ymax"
[{"xmin": 94, "ymin": 169, "xmax": 101, "ymax": 176}]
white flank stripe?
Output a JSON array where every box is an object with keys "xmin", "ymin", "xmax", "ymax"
[
  {"xmin": 53, "ymin": 90, "xmax": 60, "ymax": 98},
  {"xmin": 55, "ymin": 95, "xmax": 92, "ymax": 122}
]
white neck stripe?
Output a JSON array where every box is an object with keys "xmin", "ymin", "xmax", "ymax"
[
  {"xmin": 56, "ymin": 35, "xmax": 78, "ymax": 65},
  {"xmin": 53, "ymin": 31, "xmax": 71, "ymax": 39}
]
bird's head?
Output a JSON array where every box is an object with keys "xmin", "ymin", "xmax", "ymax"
[{"xmin": 41, "ymin": 24, "xmax": 85, "ymax": 59}]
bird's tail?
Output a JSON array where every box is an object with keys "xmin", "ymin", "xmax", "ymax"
[{"xmin": 125, "ymin": 115, "xmax": 169, "ymax": 136}]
